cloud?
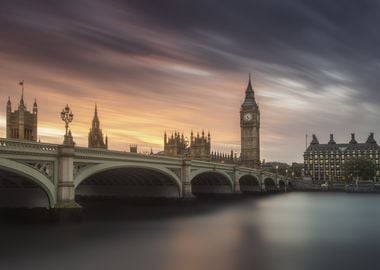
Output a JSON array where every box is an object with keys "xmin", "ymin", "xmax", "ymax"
[{"xmin": 1, "ymin": 0, "xmax": 380, "ymax": 163}]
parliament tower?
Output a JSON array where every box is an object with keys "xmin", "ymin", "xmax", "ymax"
[
  {"xmin": 88, "ymin": 104, "xmax": 108, "ymax": 149},
  {"xmin": 6, "ymin": 82, "xmax": 38, "ymax": 141},
  {"xmin": 240, "ymin": 74, "xmax": 260, "ymax": 168}
]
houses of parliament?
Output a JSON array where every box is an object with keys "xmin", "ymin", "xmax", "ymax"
[
  {"xmin": 5, "ymin": 76, "xmax": 261, "ymax": 168},
  {"xmin": 162, "ymin": 75, "xmax": 261, "ymax": 167}
]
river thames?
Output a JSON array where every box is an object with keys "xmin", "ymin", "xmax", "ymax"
[{"xmin": 1, "ymin": 192, "xmax": 380, "ymax": 270}]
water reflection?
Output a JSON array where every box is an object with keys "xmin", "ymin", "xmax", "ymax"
[{"xmin": 1, "ymin": 193, "xmax": 380, "ymax": 270}]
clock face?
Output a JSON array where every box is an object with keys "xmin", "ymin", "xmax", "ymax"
[{"xmin": 244, "ymin": 113, "xmax": 253, "ymax": 122}]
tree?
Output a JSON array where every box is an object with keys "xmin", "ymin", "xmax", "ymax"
[
  {"xmin": 344, "ymin": 157, "xmax": 376, "ymax": 182},
  {"xmin": 291, "ymin": 163, "xmax": 303, "ymax": 178}
]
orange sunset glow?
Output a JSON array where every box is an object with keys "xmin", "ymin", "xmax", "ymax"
[{"xmin": 1, "ymin": 1, "xmax": 380, "ymax": 163}]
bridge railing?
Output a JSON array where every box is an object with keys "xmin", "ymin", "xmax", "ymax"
[
  {"xmin": 74, "ymin": 147, "xmax": 185, "ymax": 162},
  {"xmin": 0, "ymin": 138, "xmax": 59, "ymax": 153}
]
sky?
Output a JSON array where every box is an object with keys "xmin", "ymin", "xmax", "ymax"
[{"xmin": 1, "ymin": 0, "xmax": 380, "ymax": 163}]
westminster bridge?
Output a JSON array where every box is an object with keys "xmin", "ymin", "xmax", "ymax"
[{"xmin": 0, "ymin": 138, "xmax": 288, "ymax": 209}]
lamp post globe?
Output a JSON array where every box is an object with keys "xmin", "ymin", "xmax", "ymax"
[{"xmin": 61, "ymin": 104, "xmax": 74, "ymax": 144}]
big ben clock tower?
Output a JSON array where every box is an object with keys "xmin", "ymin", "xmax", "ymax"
[{"xmin": 240, "ymin": 74, "xmax": 260, "ymax": 168}]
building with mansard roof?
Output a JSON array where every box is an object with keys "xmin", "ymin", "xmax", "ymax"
[
  {"xmin": 6, "ymin": 83, "xmax": 38, "ymax": 141},
  {"xmin": 88, "ymin": 104, "xmax": 108, "ymax": 149},
  {"xmin": 304, "ymin": 133, "xmax": 380, "ymax": 183}
]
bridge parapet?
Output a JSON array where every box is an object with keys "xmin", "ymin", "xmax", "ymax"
[
  {"xmin": 0, "ymin": 139, "xmax": 290, "ymax": 208},
  {"xmin": 0, "ymin": 138, "xmax": 58, "ymax": 154},
  {"xmin": 75, "ymin": 147, "xmax": 182, "ymax": 161},
  {"xmin": 191, "ymin": 159, "xmax": 235, "ymax": 170}
]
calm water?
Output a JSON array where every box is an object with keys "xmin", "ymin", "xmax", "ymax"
[{"xmin": 1, "ymin": 193, "xmax": 380, "ymax": 270}]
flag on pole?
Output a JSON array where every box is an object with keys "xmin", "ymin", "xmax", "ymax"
[{"xmin": 19, "ymin": 81, "xmax": 24, "ymax": 86}]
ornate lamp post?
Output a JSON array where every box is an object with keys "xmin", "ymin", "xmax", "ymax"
[
  {"xmin": 285, "ymin": 168, "xmax": 288, "ymax": 192},
  {"xmin": 275, "ymin": 164, "xmax": 279, "ymax": 190},
  {"xmin": 184, "ymin": 137, "xmax": 190, "ymax": 160},
  {"xmin": 61, "ymin": 104, "xmax": 74, "ymax": 145},
  {"xmin": 275, "ymin": 164, "xmax": 279, "ymax": 179}
]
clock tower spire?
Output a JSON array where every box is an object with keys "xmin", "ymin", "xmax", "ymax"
[{"xmin": 240, "ymin": 74, "xmax": 260, "ymax": 168}]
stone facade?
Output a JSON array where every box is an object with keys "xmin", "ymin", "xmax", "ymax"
[
  {"xmin": 240, "ymin": 75, "xmax": 260, "ymax": 168},
  {"xmin": 304, "ymin": 133, "xmax": 380, "ymax": 183},
  {"xmin": 211, "ymin": 150, "xmax": 237, "ymax": 164},
  {"xmin": 164, "ymin": 131, "xmax": 211, "ymax": 161},
  {"xmin": 88, "ymin": 104, "xmax": 108, "ymax": 149},
  {"xmin": 6, "ymin": 85, "xmax": 38, "ymax": 141},
  {"xmin": 189, "ymin": 130, "xmax": 211, "ymax": 160},
  {"xmin": 130, "ymin": 144, "xmax": 138, "ymax": 153}
]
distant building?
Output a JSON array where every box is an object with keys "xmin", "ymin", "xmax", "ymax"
[
  {"xmin": 304, "ymin": 133, "xmax": 380, "ymax": 182},
  {"xmin": 262, "ymin": 161, "xmax": 290, "ymax": 175},
  {"xmin": 163, "ymin": 131, "xmax": 211, "ymax": 161},
  {"xmin": 164, "ymin": 131, "xmax": 188, "ymax": 157},
  {"xmin": 6, "ymin": 83, "xmax": 38, "ymax": 141},
  {"xmin": 88, "ymin": 104, "xmax": 108, "ymax": 149},
  {"xmin": 240, "ymin": 74, "xmax": 260, "ymax": 168},
  {"xmin": 211, "ymin": 150, "xmax": 237, "ymax": 164},
  {"xmin": 130, "ymin": 144, "xmax": 138, "ymax": 153},
  {"xmin": 189, "ymin": 130, "xmax": 211, "ymax": 160}
]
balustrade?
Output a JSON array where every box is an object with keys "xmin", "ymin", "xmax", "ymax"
[{"xmin": 0, "ymin": 138, "xmax": 58, "ymax": 153}]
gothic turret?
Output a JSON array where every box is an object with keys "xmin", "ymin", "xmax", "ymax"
[
  {"xmin": 7, "ymin": 97, "xmax": 11, "ymax": 112},
  {"xmin": 88, "ymin": 104, "xmax": 108, "ymax": 149},
  {"xmin": 33, "ymin": 98, "xmax": 38, "ymax": 114},
  {"xmin": 93, "ymin": 104, "xmax": 99, "ymax": 128}
]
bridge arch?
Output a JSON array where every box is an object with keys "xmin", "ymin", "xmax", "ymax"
[
  {"xmin": 74, "ymin": 162, "xmax": 182, "ymax": 198},
  {"xmin": 0, "ymin": 158, "xmax": 56, "ymax": 208},
  {"xmin": 264, "ymin": 177, "xmax": 277, "ymax": 192},
  {"xmin": 190, "ymin": 169, "xmax": 233, "ymax": 196},
  {"xmin": 239, "ymin": 174, "xmax": 261, "ymax": 194}
]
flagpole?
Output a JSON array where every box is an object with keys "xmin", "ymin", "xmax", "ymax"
[{"xmin": 19, "ymin": 80, "xmax": 24, "ymax": 99}]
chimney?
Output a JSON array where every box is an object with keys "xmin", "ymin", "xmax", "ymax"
[
  {"xmin": 311, "ymin": 134, "xmax": 319, "ymax": 145},
  {"xmin": 349, "ymin": 133, "xmax": 357, "ymax": 144},
  {"xmin": 366, "ymin": 132, "xmax": 377, "ymax": 144},
  {"xmin": 328, "ymin": 134, "xmax": 336, "ymax": 144}
]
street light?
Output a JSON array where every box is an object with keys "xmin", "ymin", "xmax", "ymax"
[
  {"xmin": 275, "ymin": 165, "xmax": 279, "ymax": 184},
  {"xmin": 61, "ymin": 104, "xmax": 74, "ymax": 144},
  {"xmin": 61, "ymin": 104, "xmax": 73, "ymax": 136}
]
